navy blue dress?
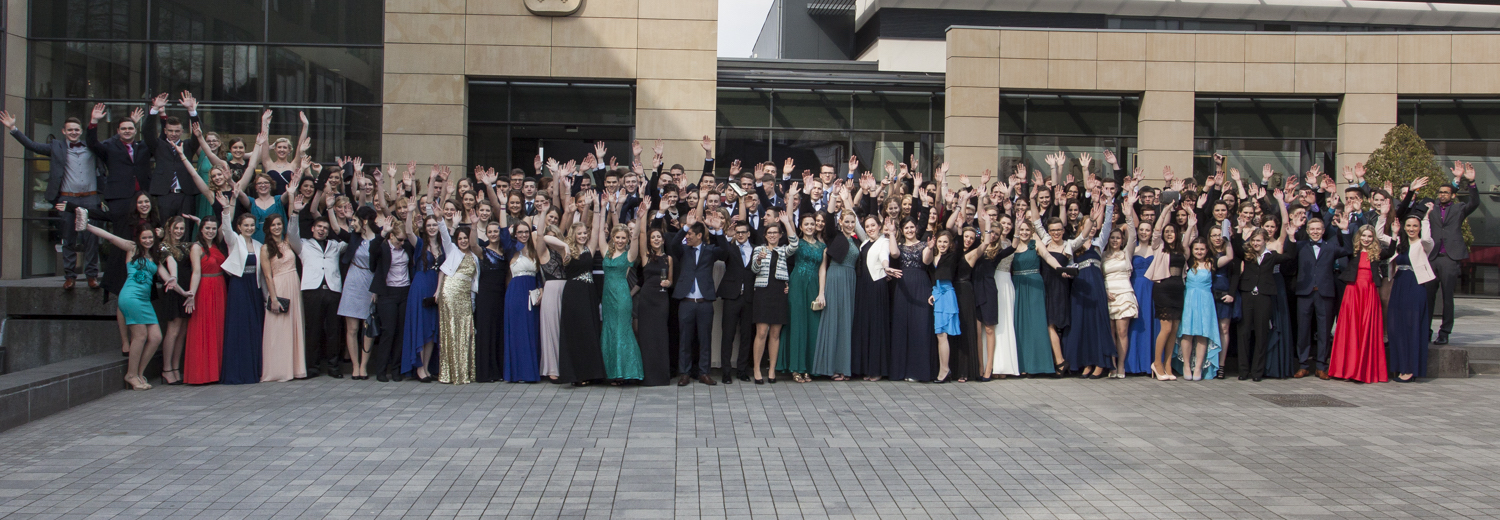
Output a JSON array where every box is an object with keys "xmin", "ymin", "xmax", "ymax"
[
  {"xmin": 888, "ymin": 243, "xmax": 934, "ymax": 381},
  {"xmin": 851, "ymin": 241, "xmax": 891, "ymax": 378},
  {"xmin": 1387, "ymin": 251, "xmax": 1430, "ymax": 377},
  {"xmin": 220, "ymin": 253, "xmax": 263, "ymax": 385},
  {"xmin": 1062, "ymin": 248, "xmax": 1115, "ymax": 371},
  {"xmin": 402, "ymin": 241, "xmax": 441, "ymax": 376}
]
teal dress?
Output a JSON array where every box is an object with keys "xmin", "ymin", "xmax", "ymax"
[
  {"xmin": 1012, "ymin": 243, "xmax": 1053, "ymax": 374},
  {"xmin": 248, "ymin": 198, "xmax": 285, "ymax": 244},
  {"xmin": 195, "ymin": 153, "xmax": 215, "ymax": 218},
  {"xmin": 120, "ymin": 258, "xmax": 158, "ymax": 326},
  {"xmin": 811, "ymin": 236, "xmax": 856, "ymax": 376},
  {"xmin": 1177, "ymin": 267, "xmax": 1221, "ymax": 377},
  {"xmin": 778, "ymin": 239, "xmax": 826, "ymax": 374},
  {"xmin": 599, "ymin": 252, "xmax": 644, "ymax": 381}
]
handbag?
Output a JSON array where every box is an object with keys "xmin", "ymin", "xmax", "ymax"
[
  {"xmin": 528, "ymin": 288, "xmax": 543, "ymax": 309},
  {"xmin": 421, "ymin": 296, "xmax": 437, "ymax": 308},
  {"xmin": 811, "ymin": 299, "xmax": 826, "ymax": 311},
  {"xmin": 266, "ymin": 296, "xmax": 290, "ymax": 313},
  {"xmin": 364, "ymin": 306, "xmax": 381, "ymax": 338}
]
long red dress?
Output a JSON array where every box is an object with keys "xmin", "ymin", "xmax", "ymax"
[
  {"xmin": 1329, "ymin": 252, "xmax": 1387, "ymax": 383},
  {"xmin": 183, "ymin": 246, "xmax": 228, "ymax": 385}
]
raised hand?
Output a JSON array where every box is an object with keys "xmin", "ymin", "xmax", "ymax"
[
  {"xmin": 884, "ymin": 160, "xmax": 896, "ymax": 179},
  {"xmin": 1465, "ymin": 162, "xmax": 1477, "ymax": 182},
  {"xmin": 594, "ymin": 141, "xmax": 608, "ymax": 162},
  {"xmin": 848, "ymin": 154, "xmax": 859, "ymax": 174},
  {"xmin": 909, "ymin": 153, "xmax": 920, "ymax": 174},
  {"xmin": 0, "ymin": 111, "xmax": 14, "ymax": 131},
  {"xmin": 1411, "ymin": 176, "xmax": 1429, "ymax": 192},
  {"xmin": 1162, "ymin": 165, "xmax": 1175, "ymax": 185},
  {"xmin": 1230, "ymin": 167, "xmax": 1242, "ymax": 184},
  {"xmin": 178, "ymin": 90, "xmax": 198, "ymax": 113},
  {"xmin": 130, "ymin": 107, "xmax": 145, "ymax": 126},
  {"xmin": 783, "ymin": 157, "xmax": 795, "ymax": 177},
  {"xmin": 152, "ymin": 92, "xmax": 170, "ymax": 111},
  {"xmin": 652, "ymin": 139, "xmax": 664, "ymax": 163},
  {"xmin": 90, "ymin": 103, "xmax": 107, "ymax": 124},
  {"xmin": 632, "ymin": 139, "xmax": 642, "ymax": 159},
  {"xmin": 1078, "ymin": 152, "xmax": 1093, "ymax": 174},
  {"xmin": 1451, "ymin": 160, "xmax": 1465, "ymax": 181},
  {"xmin": 1212, "ymin": 152, "xmax": 1226, "ymax": 168},
  {"xmin": 981, "ymin": 168, "xmax": 992, "ymax": 188},
  {"xmin": 1353, "ymin": 162, "xmax": 1367, "ymax": 182},
  {"xmin": 700, "ymin": 135, "xmax": 712, "ymax": 155},
  {"xmin": 1103, "ymin": 149, "xmax": 1118, "ymax": 169}
]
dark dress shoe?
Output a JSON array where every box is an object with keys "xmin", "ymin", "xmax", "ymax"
[
  {"xmin": 1238, "ymin": 375, "xmax": 1248, "ymax": 381},
  {"xmin": 305, "ymin": 370, "xmax": 322, "ymax": 379},
  {"xmin": 678, "ymin": 375, "xmax": 691, "ymax": 386},
  {"xmin": 698, "ymin": 375, "xmax": 717, "ymax": 386},
  {"xmin": 62, "ymin": 278, "xmax": 75, "ymax": 290},
  {"xmin": 376, "ymin": 373, "xmax": 389, "ymax": 382},
  {"xmin": 1252, "ymin": 377, "xmax": 1263, "ymax": 382},
  {"xmin": 737, "ymin": 372, "xmax": 750, "ymax": 382},
  {"xmin": 1434, "ymin": 332, "xmax": 1449, "ymax": 345},
  {"xmin": 1292, "ymin": 369, "xmax": 1310, "ymax": 379},
  {"xmin": 328, "ymin": 369, "xmax": 344, "ymax": 379},
  {"xmin": 1316, "ymin": 370, "xmax": 1331, "ymax": 380},
  {"xmin": 391, "ymin": 372, "xmax": 404, "ymax": 382},
  {"xmin": 87, "ymin": 277, "xmax": 100, "ymax": 289}
]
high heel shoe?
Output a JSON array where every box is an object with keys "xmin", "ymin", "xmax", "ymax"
[
  {"xmin": 754, "ymin": 377, "xmax": 765, "ymax": 385},
  {"xmin": 1151, "ymin": 365, "xmax": 1174, "ymax": 381}
]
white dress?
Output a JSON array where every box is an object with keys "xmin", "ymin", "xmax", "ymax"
[
  {"xmin": 991, "ymin": 251, "xmax": 1020, "ymax": 376},
  {"xmin": 1103, "ymin": 251, "xmax": 1138, "ymax": 320}
]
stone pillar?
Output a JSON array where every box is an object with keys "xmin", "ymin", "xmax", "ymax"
[
  {"xmin": 1336, "ymin": 93, "xmax": 1397, "ymax": 173},
  {"xmin": 634, "ymin": 0, "xmax": 718, "ymax": 173},
  {"xmin": 943, "ymin": 30, "xmax": 1001, "ymax": 182},
  {"xmin": 382, "ymin": 4, "xmax": 469, "ymax": 178},
  {"xmin": 2, "ymin": 0, "xmax": 26, "ymax": 279}
]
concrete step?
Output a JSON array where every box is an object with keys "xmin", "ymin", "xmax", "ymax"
[
  {"xmin": 1452, "ymin": 344, "xmax": 1500, "ymax": 361},
  {"xmin": 1470, "ymin": 361, "xmax": 1500, "ymax": 376}
]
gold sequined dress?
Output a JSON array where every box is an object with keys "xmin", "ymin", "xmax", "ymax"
[{"xmin": 438, "ymin": 254, "xmax": 477, "ymax": 384}]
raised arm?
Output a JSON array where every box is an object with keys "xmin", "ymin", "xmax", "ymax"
[
  {"xmin": 286, "ymin": 199, "xmax": 305, "ymax": 258},
  {"xmin": 84, "ymin": 222, "xmax": 133, "ymax": 251}
]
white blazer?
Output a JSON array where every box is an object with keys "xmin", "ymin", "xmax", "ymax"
[
  {"xmin": 1380, "ymin": 215, "xmax": 1440, "ymax": 284},
  {"xmin": 437, "ymin": 221, "xmax": 481, "ymax": 293},
  {"xmin": 288, "ymin": 213, "xmax": 346, "ymax": 292},
  {"xmin": 864, "ymin": 236, "xmax": 890, "ymax": 282},
  {"xmin": 219, "ymin": 205, "xmax": 262, "ymax": 283}
]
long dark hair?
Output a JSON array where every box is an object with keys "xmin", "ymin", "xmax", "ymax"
[
  {"xmin": 197, "ymin": 217, "xmax": 227, "ymax": 255},
  {"xmin": 133, "ymin": 227, "xmax": 162, "ymax": 265},
  {"xmin": 1162, "ymin": 222, "xmax": 1185, "ymax": 256},
  {"xmin": 263, "ymin": 213, "xmax": 288, "ymax": 259}
]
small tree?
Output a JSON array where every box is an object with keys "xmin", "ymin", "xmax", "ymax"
[{"xmin": 1361, "ymin": 124, "xmax": 1470, "ymax": 244}]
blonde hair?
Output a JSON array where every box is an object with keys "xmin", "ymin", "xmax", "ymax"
[
  {"xmin": 1352, "ymin": 224, "xmax": 1381, "ymax": 257},
  {"xmin": 606, "ymin": 223, "xmax": 631, "ymax": 257},
  {"xmin": 565, "ymin": 222, "xmax": 589, "ymax": 259}
]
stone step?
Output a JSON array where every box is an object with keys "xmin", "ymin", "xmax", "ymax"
[
  {"xmin": 1471, "ymin": 361, "xmax": 1500, "ymax": 376},
  {"xmin": 1451, "ymin": 344, "xmax": 1500, "ymax": 361}
]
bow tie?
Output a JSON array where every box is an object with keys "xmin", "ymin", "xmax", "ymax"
[{"xmin": 69, "ymin": 142, "xmax": 85, "ymax": 148}]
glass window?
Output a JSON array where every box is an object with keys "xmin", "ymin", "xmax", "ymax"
[
  {"xmin": 30, "ymin": 41, "xmax": 147, "ymax": 100},
  {"xmin": 24, "ymin": 219, "xmax": 59, "ymax": 279},
  {"xmin": 1397, "ymin": 100, "xmax": 1418, "ymax": 128},
  {"xmin": 469, "ymin": 83, "xmax": 509, "ymax": 123},
  {"xmin": 510, "ymin": 84, "xmax": 633, "ymax": 125},
  {"xmin": 998, "ymin": 95, "xmax": 1025, "ymax": 135},
  {"xmin": 1212, "ymin": 99, "xmax": 1314, "ymax": 139},
  {"xmin": 1026, "ymin": 96, "xmax": 1123, "ymax": 136},
  {"xmin": 260, "ymin": 105, "xmax": 381, "ymax": 161},
  {"xmin": 152, "ymin": 44, "xmax": 262, "ymax": 102},
  {"xmin": 714, "ymin": 128, "xmax": 772, "ymax": 177},
  {"xmin": 1411, "ymin": 100, "xmax": 1500, "ymax": 141},
  {"xmin": 1315, "ymin": 100, "xmax": 1339, "ymax": 139},
  {"xmin": 851, "ymin": 131, "xmax": 925, "ymax": 180},
  {"xmin": 772, "ymin": 130, "xmax": 850, "ymax": 177},
  {"xmin": 932, "ymin": 93, "xmax": 945, "ymax": 133},
  {"xmin": 771, "ymin": 92, "xmax": 850, "ymax": 130},
  {"xmin": 152, "ymin": 0, "xmax": 265, "ymax": 42},
  {"xmin": 1194, "ymin": 100, "xmax": 1215, "ymax": 138},
  {"xmin": 268, "ymin": 0, "xmax": 385, "ymax": 45},
  {"xmin": 31, "ymin": 0, "xmax": 147, "ymax": 40},
  {"xmin": 716, "ymin": 90, "xmax": 771, "ymax": 128},
  {"xmin": 853, "ymin": 93, "xmax": 930, "ymax": 132},
  {"xmin": 268, "ymin": 46, "xmax": 381, "ymax": 105}
]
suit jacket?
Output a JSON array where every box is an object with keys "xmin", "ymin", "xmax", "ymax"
[
  {"xmin": 713, "ymin": 233, "xmax": 756, "ymax": 300},
  {"xmin": 86, "ymin": 124, "xmax": 152, "ymax": 200},
  {"xmin": 288, "ymin": 213, "xmax": 346, "ymax": 292},
  {"xmin": 8, "ymin": 130, "xmax": 102, "ymax": 203},
  {"xmin": 668, "ymin": 230, "xmax": 729, "ymax": 300},
  {"xmin": 369, "ymin": 233, "xmax": 415, "ymax": 297},
  {"xmin": 1229, "ymin": 250, "xmax": 1289, "ymax": 296},
  {"xmin": 143, "ymin": 112, "xmax": 202, "ymax": 196},
  {"xmin": 1291, "ymin": 230, "xmax": 1349, "ymax": 296},
  {"xmin": 1338, "ymin": 246, "xmax": 1396, "ymax": 287},
  {"xmin": 1430, "ymin": 182, "xmax": 1480, "ymax": 261}
]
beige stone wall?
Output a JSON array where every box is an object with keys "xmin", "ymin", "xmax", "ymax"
[
  {"xmin": 383, "ymin": 0, "xmax": 717, "ymax": 174},
  {"xmin": 945, "ymin": 28, "xmax": 1500, "ymax": 182},
  {"xmin": 3, "ymin": 0, "xmax": 28, "ymax": 278}
]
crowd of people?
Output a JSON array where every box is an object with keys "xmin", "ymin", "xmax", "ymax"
[{"xmin": 5, "ymin": 92, "xmax": 1478, "ymax": 390}]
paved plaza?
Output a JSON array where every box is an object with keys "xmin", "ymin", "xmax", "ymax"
[{"xmin": 2, "ymin": 303, "xmax": 1500, "ymax": 519}]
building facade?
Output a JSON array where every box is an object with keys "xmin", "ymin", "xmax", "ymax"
[{"xmin": 7, "ymin": 0, "xmax": 1500, "ymax": 292}]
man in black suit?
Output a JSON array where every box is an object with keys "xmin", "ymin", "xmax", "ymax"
[
  {"xmin": 668, "ymin": 219, "xmax": 730, "ymax": 386},
  {"xmin": 1229, "ymin": 230, "xmax": 1289, "ymax": 381},
  {"xmin": 85, "ymin": 104, "xmax": 151, "ymax": 231},
  {"xmin": 1429, "ymin": 161, "xmax": 1481, "ymax": 345},
  {"xmin": 1, "ymin": 109, "xmax": 104, "ymax": 288},
  {"xmin": 714, "ymin": 220, "xmax": 756, "ymax": 383},
  {"xmin": 1290, "ymin": 216, "xmax": 1349, "ymax": 380},
  {"xmin": 144, "ymin": 91, "xmax": 202, "ymax": 221}
]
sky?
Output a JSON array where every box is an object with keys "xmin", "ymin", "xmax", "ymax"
[{"xmin": 718, "ymin": 0, "xmax": 775, "ymax": 57}]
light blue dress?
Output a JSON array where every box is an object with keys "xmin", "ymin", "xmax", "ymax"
[{"xmin": 1177, "ymin": 267, "xmax": 1221, "ymax": 378}]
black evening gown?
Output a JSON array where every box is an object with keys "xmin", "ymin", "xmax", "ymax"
[
  {"xmin": 473, "ymin": 248, "xmax": 507, "ymax": 382},
  {"xmin": 1041, "ymin": 251, "xmax": 1072, "ymax": 333},
  {"xmin": 951, "ymin": 254, "xmax": 981, "ymax": 380},
  {"xmin": 1264, "ymin": 265, "xmax": 1297, "ymax": 378},
  {"xmin": 636, "ymin": 254, "xmax": 673, "ymax": 386},
  {"xmin": 889, "ymin": 243, "xmax": 934, "ymax": 381},
  {"xmin": 852, "ymin": 241, "xmax": 891, "ymax": 378},
  {"xmin": 220, "ymin": 254, "xmax": 264, "ymax": 384},
  {"xmin": 557, "ymin": 251, "xmax": 606, "ymax": 384}
]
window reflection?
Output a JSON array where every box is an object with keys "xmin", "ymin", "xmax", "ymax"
[{"xmin": 30, "ymin": 42, "xmax": 147, "ymax": 100}]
